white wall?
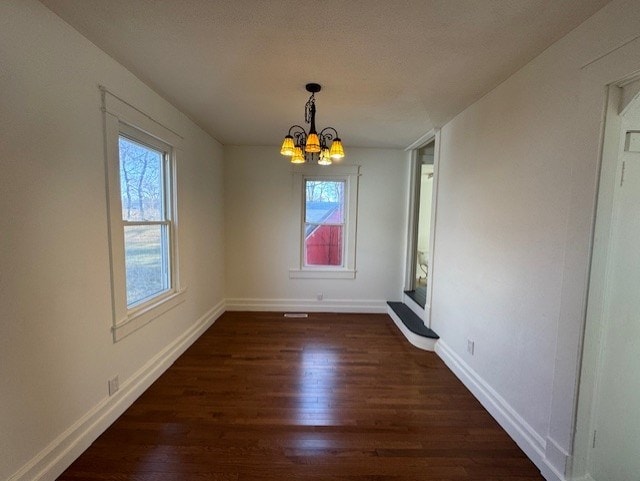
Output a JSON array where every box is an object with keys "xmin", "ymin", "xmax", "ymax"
[
  {"xmin": 0, "ymin": 1, "xmax": 225, "ymax": 479},
  {"xmin": 224, "ymin": 146, "xmax": 408, "ymax": 311},
  {"xmin": 431, "ymin": 0, "xmax": 640, "ymax": 478}
]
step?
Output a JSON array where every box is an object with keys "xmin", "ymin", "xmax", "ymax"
[
  {"xmin": 387, "ymin": 301, "xmax": 439, "ymax": 351},
  {"xmin": 404, "ymin": 288, "xmax": 426, "ymax": 308},
  {"xmin": 403, "ymin": 292, "xmax": 425, "ymax": 318}
]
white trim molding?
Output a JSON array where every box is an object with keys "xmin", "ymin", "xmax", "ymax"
[
  {"xmin": 100, "ymin": 85, "xmax": 183, "ymax": 145},
  {"xmin": 435, "ymin": 340, "xmax": 568, "ymax": 481},
  {"xmin": 289, "ymin": 269, "xmax": 356, "ymax": 279},
  {"xmin": 113, "ymin": 288, "xmax": 187, "ymax": 341},
  {"xmin": 424, "ymin": 129, "xmax": 441, "ymax": 325},
  {"xmin": 542, "ymin": 437, "xmax": 571, "ymax": 481},
  {"xmin": 225, "ymin": 297, "xmax": 387, "ymax": 313},
  {"xmin": 404, "ymin": 148, "xmax": 420, "ymax": 289},
  {"xmin": 8, "ymin": 300, "xmax": 226, "ymax": 481},
  {"xmin": 402, "ymin": 128, "xmax": 441, "ymax": 329},
  {"xmin": 404, "ymin": 128, "xmax": 437, "ymax": 151},
  {"xmin": 571, "ymin": 475, "xmax": 595, "ymax": 481},
  {"xmin": 102, "ymin": 87, "xmax": 184, "ymax": 342},
  {"xmin": 289, "ymin": 164, "xmax": 360, "ymax": 279}
]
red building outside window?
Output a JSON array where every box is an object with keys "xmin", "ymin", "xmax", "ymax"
[{"xmin": 304, "ymin": 180, "xmax": 345, "ymax": 266}]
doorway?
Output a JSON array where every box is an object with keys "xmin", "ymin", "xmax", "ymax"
[
  {"xmin": 404, "ymin": 131, "xmax": 440, "ymax": 325},
  {"xmin": 406, "ymin": 143, "xmax": 434, "ymax": 307},
  {"xmin": 574, "ymin": 78, "xmax": 640, "ymax": 481}
]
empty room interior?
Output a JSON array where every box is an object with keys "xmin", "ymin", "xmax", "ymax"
[{"xmin": 2, "ymin": 1, "xmax": 640, "ymax": 480}]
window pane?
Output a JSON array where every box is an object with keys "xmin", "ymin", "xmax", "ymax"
[
  {"xmin": 305, "ymin": 224, "xmax": 343, "ymax": 266},
  {"xmin": 124, "ymin": 224, "xmax": 170, "ymax": 306},
  {"xmin": 305, "ymin": 180, "xmax": 344, "ymax": 224},
  {"xmin": 119, "ymin": 136, "xmax": 164, "ymax": 221}
]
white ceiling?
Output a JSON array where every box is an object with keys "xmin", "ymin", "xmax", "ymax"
[{"xmin": 40, "ymin": 0, "xmax": 610, "ymax": 149}]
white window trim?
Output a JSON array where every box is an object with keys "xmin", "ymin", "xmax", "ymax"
[
  {"xmin": 101, "ymin": 87, "xmax": 185, "ymax": 342},
  {"xmin": 289, "ymin": 164, "xmax": 360, "ymax": 279}
]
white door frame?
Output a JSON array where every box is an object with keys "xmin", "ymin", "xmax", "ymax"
[
  {"xmin": 403, "ymin": 128, "xmax": 441, "ymax": 327},
  {"xmin": 533, "ymin": 34, "xmax": 640, "ymax": 480},
  {"xmin": 572, "ymin": 76, "xmax": 640, "ymax": 480}
]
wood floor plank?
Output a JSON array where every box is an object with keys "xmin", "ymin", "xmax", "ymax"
[{"xmin": 58, "ymin": 312, "xmax": 543, "ymax": 480}]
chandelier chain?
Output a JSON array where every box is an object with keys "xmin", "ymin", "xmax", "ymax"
[{"xmin": 304, "ymin": 93, "xmax": 315, "ymax": 125}]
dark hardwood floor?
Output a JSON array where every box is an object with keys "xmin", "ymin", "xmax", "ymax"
[{"xmin": 58, "ymin": 312, "xmax": 543, "ymax": 480}]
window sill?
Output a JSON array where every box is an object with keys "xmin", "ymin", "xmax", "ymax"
[
  {"xmin": 289, "ymin": 269, "xmax": 356, "ymax": 280},
  {"xmin": 112, "ymin": 288, "xmax": 187, "ymax": 342}
]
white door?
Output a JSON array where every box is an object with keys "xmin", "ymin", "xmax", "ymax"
[{"xmin": 590, "ymin": 127, "xmax": 640, "ymax": 481}]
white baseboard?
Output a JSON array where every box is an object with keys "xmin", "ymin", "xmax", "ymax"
[
  {"xmin": 543, "ymin": 436, "xmax": 571, "ymax": 481},
  {"xmin": 570, "ymin": 475, "xmax": 595, "ymax": 481},
  {"xmin": 541, "ymin": 461, "xmax": 567, "ymax": 481},
  {"xmin": 8, "ymin": 300, "xmax": 226, "ymax": 481},
  {"xmin": 435, "ymin": 340, "xmax": 567, "ymax": 481},
  {"xmin": 225, "ymin": 297, "xmax": 388, "ymax": 313}
]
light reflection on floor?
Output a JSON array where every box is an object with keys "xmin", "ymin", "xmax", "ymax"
[
  {"xmin": 133, "ymin": 444, "xmax": 181, "ymax": 474},
  {"xmin": 296, "ymin": 346, "xmax": 338, "ymax": 426}
]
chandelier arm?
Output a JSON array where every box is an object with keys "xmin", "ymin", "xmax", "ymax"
[
  {"xmin": 293, "ymin": 131, "xmax": 307, "ymax": 148},
  {"xmin": 319, "ymin": 127, "xmax": 339, "ymax": 147},
  {"xmin": 319, "ymin": 127, "xmax": 339, "ymax": 138},
  {"xmin": 287, "ymin": 124, "xmax": 308, "ymax": 137}
]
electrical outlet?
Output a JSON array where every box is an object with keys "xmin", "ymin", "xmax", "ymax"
[
  {"xmin": 316, "ymin": 293, "xmax": 323, "ymax": 301},
  {"xmin": 467, "ymin": 340, "xmax": 475, "ymax": 356},
  {"xmin": 108, "ymin": 375, "xmax": 119, "ymax": 396}
]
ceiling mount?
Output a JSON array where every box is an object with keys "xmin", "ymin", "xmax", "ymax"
[{"xmin": 305, "ymin": 83, "xmax": 321, "ymax": 94}]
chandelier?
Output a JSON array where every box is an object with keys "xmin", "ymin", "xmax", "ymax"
[{"xmin": 279, "ymin": 83, "xmax": 345, "ymax": 165}]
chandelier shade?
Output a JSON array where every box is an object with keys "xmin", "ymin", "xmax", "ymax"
[
  {"xmin": 305, "ymin": 133, "xmax": 321, "ymax": 153},
  {"xmin": 291, "ymin": 146, "xmax": 305, "ymax": 164},
  {"xmin": 318, "ymin": 148, "xmax": 332, "ymax": 165},
  {"xmin": 280, "ymin": 83, "xmax": 345, "ymax": 165},
  {"xmin": 329, "ymin": 138, "xmax": 345, "ymax": 160},
  {"xmin": 280, "ymin": 135, "xmax": 295, "ymax": 156}
]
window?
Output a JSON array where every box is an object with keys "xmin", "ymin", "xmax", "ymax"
[
  {"xmin": 102, "ymin": 87, "xmax": 184, "ymax": 341},
  {"xmin": 119, "ymin": 128, "xmax": 172, "ymax": 307},
  {"xmin": 304, "ymin": 179, "xmax": 345, "ymax": 267},
  {"xmin": 290, "ymin": 165, "xmax": 359, "ymax": 279}
]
